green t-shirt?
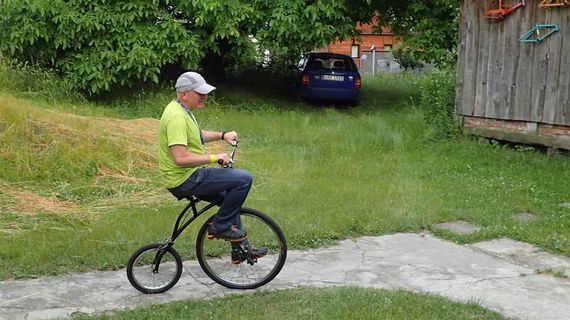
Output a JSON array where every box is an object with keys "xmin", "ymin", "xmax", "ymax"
[{"xmin": 158, "ymin": 100, "xmax": 205, "ymax": 188}]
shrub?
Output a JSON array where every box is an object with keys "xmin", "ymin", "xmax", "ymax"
[
  {"xmin": 0, "ymin": 0, "xmax": 203, "ymax": 95},
  {"xmin": 392, "ymin": 45, "xmax": 424, "ymax": 71},
  {"xmin": 417, "ymin": 68, "xmax": 459, "ymax": 138}
]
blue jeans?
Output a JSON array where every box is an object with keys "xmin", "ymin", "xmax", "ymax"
[{"xmin": 168, "ymin": 168, "xmax": 253, "ymax": 231}]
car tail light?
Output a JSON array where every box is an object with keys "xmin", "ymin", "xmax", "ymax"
[
  {"xmin": 354, "ymin": 75, "xmax": 361, "ymax": 89},
  {"xmin": 302, "ymin": 73, "xmax": 310, "ymax": 86}
]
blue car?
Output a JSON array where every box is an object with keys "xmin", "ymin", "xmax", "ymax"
[{"xmin": 297, "ymin": 52, "xmax": 361, "ymax": 104}]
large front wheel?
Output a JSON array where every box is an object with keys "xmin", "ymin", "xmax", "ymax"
[{"xmin": 196, "ymin": 208, "xmax": 287, "ymax": 289}]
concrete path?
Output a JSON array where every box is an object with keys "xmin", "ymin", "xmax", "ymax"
[{"xmin": 1, "ymin": 233, "xmax": 569, "ymax": 320}]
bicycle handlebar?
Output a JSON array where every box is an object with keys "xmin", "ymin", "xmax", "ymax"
[{"xmin": 217, "ymin": 140, "xmax": 238, "ymax": 168}]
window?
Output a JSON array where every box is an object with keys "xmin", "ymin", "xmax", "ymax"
[
  {"xmin": 351, "ymin": 45, "xmax": 359, "ymax": 58},
  {"xmin": 306, "ymin": 55, "xmax": 356, "ymax": 71}
]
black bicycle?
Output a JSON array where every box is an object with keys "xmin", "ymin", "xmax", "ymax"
[{"xmin": 126, "ymin": 142, "xmax": 287, "ymax": 294}]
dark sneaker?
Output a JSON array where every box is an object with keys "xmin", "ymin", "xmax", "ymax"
[
  {"xmin": 207, "ymin": 224, "xmax": 247, "ymax": 242},
  {"xmin": 231, "ymin": 245, "xmax": 269, "ymax": 265}
]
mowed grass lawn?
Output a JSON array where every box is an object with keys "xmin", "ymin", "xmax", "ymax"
[
  {"xmin": 0, "ymin": 65, "xmax": 567, "ymax": 318},
  {"xmin": 71, "ymin": 287, "xmax": 506, "ymax": 320}
]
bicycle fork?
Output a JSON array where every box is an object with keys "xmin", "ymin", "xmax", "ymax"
[{"xmin": 151, "ymin": 242, "xmax": 174, "ymax": 273}]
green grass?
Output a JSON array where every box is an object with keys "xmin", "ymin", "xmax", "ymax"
[
  {"xmin": 1, "ymin": 59, "xmax": 563, "ymax": 319},
  {"xmin": 0, "ymin": 61, "xmax": 569, "ymax": 280},
  {"xmin": 72, "ymin": 287, "xmax": 506, "ymax": 320}
]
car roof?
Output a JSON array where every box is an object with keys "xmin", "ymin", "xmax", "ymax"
[{"xmin": 305, "ymin": 52, "xmax": 352, "ymax": 59}]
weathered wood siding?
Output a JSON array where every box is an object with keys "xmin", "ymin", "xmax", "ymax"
[{"xmin": 456, "ymin": 0, "xmax": 570, "ymax": 126}]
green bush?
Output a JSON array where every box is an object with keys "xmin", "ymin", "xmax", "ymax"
[
  {"xmin": 0, "ymin": 0, "xmax": 202, "ymax": 94},
  {"xmin": 392, "ymin": 45, "xmax": 424, "ymax": 71},
  {"xmin": 0, "ymin": 0, "xmax": 362, "ymax": 95},
  {"xmin": 417, "ymin": 68, "xmax": 459, "ymax": 138}
]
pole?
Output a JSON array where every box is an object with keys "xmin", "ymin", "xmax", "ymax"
[{"xmin": 371, "ymin": 45, "xmax": 376, "ymax": 76}]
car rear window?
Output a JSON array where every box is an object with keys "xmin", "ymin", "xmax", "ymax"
[{"xmin": 309, "ymin": 56, "xmax": 356, "ymax": 72}]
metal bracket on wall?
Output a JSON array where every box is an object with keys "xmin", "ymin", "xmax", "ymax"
[
  {"xmin": 484, "ymin": 0, "xmax": 526, "ymax": 20},
  {"xmin": 539, "ymin": 0, "xmax": 570, "ymax": 8},
  {"xmin": 519, "ymin": 24, "xmax": 560, "ymax": 43}
]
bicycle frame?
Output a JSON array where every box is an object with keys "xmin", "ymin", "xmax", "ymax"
[
  {"xmin": 483, "ymin": 0, "xmax": 525, "ymax": 20},
  {"xmin": 151, "ymin": 197, "xmax": 217, "ymax": 273},
  {"xmin": 170, "ymin": 197, "xmax": 217, "ymax": 243}
]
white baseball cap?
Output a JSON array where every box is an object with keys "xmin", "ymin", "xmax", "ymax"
[{"xmin": 175, "ymin": 71, "xmax": 216, "ymax": 94}]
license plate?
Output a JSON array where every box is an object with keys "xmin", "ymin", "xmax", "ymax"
[{"xmin": 322, "ymin": 75, "xmax": 344, "ymax": 81}]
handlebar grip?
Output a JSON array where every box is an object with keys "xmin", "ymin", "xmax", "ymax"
[{"xmin": 217, "ymin": 159, "xmax": 224, "ymax": 166}]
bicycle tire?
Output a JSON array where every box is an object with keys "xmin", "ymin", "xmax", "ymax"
[
  {"xmin": 126, "ymin": 243, "xmax": 183, "ymax": 294},
  {"xmin": 196, "ymin": 207, "xmax": 287, "ymax": 289}
]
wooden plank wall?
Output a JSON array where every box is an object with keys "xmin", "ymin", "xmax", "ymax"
[{"xmin": 456, "ymin": 0, "xmax": 570, "ymax": 126}]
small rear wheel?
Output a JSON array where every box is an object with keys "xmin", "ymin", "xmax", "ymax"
[
  {"xmin": 196, "ymin": 208, "xmax": 287, "ymax": 289},
  {"xmin": 126, "ymin": 243, "xmax": 182, "ymax": 294}
]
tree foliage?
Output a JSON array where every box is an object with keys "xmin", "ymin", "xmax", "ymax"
[
  {"xmin": 392, "ymin": 45, "xmax": 424, "ymax": 71},
  {"xmin": 370, "ymin": 0, "xmax": 460, "ymax": 67},
  {"xmin": 0, "ymin": 0, "xmax": 371, "ymax": 94},
  {"xmin": 0, "ymin": 0, "xmax": 459, "ymax": 94},
  {"xmin": 0, "ymin": 0, "xmax": 206, "ymax": 93}
]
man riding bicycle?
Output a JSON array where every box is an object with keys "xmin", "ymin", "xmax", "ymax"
[{"xmin": 158, "ymin": 71, "xmax": 254, "ymax": 245}]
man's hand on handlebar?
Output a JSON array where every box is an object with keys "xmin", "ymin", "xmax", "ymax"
[
  {"xmin": 222, "ymin": 131, "xmax": 238, "ymax": 144},
  {"xmin": 215, "ymin": 153, "xmax": 232, "ymax": 166},
  {"xmin": 215, "ymin": 139, "xmax": 238, "ymax": 168}
]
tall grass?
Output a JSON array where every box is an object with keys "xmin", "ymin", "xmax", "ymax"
[
  {"xmin": 0, "ymin": 56, "xmax": 84, "ymax": 105},
  {"xmin": 0, "ymin": 61, "xmax": 568, "ymax": 281},
  {"xmin": 0, "ymin": 95, "xmax": 158, "ymax": 204}
]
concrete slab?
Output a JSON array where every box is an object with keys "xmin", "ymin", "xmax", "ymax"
[
  {"xmin": 471, "ymin": 238, "xmax": 570, "ymax": 277},
  {"xmin": 1, "ymin": 233, "xmax": 569, "ymax": 320},
  {"xmin": 515, "ymin": 212, "xmax": 537, "ymax": 223},
  {"xmin": 433, "ymin": 220, "xmax": 482, "ymax": 235}
]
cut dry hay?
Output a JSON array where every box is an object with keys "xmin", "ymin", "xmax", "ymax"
[
  {"xmin": 0, "ymin": 94, "xmax": 236, "ymax": 220},
  {"xmin": 0, "ymin": 184, "xmax": 83, "ymax": 216}
]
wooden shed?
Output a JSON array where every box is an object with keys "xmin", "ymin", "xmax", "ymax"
[{"xmin": 456, "ymin": 0, "xmax": 570, "ymax": 150}]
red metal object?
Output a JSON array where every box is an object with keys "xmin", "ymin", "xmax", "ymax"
[{"xmin": 484, "ymin": 0, "xmax": 526, "ymax": 20}]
